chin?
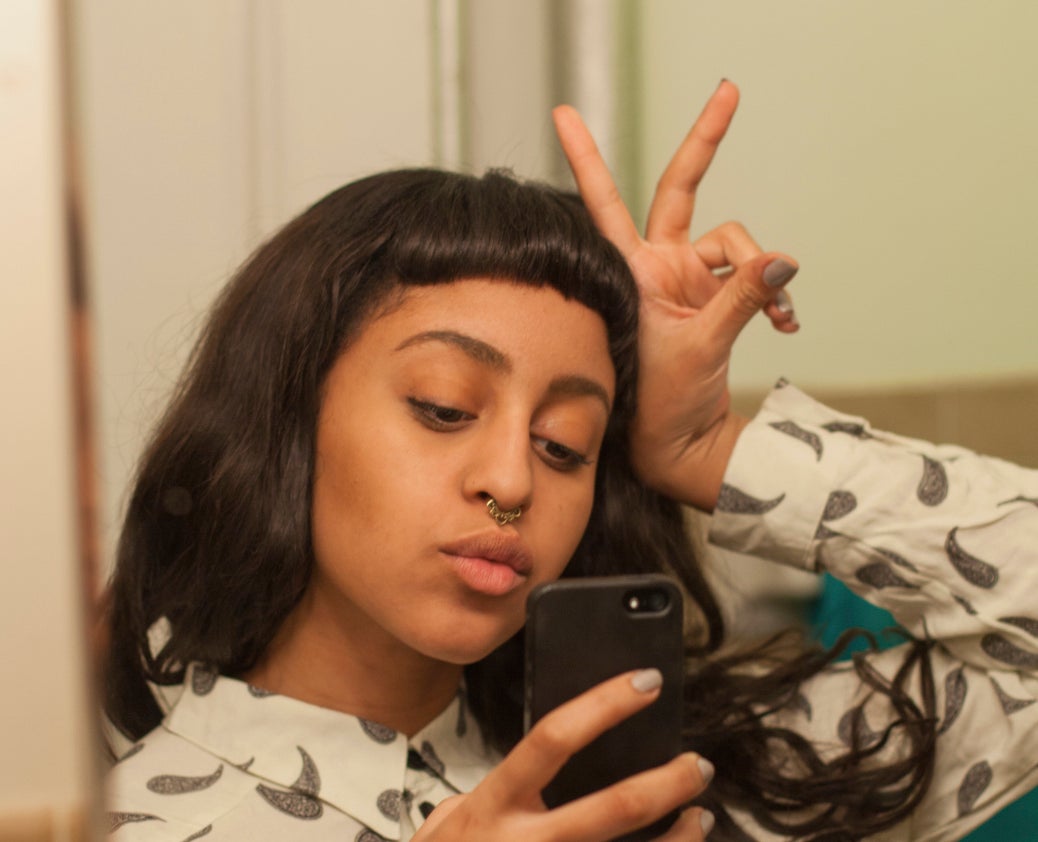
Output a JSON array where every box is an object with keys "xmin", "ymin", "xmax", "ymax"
[
  {"xmin": 417, "ymin": 618, "xmax": 523, "ymax": 667},
  {"xmin": 426, "ymin": 638, "xmax": 511, "ymax": 667}
]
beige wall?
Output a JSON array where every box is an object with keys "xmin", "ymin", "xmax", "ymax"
[
  {"xmin": 0, "ymin": 0, "xmax": 95, "ymax": 835},
  {"xmin": 638, "ymin": 0, "xmax": 1038, "ymax": 392}
]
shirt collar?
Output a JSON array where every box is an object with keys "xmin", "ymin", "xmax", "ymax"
[{"xmin": 165, "ymin": 664, "xmax": 497, "ymax": 839}]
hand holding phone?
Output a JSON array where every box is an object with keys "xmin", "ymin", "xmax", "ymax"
[
  {"xmin": 525, "ymin": 575, "xmax": 686, "ymax": 841},
  {"xmin": 414, "ymin": 670, "xmax": 710, "ymax": 842}
]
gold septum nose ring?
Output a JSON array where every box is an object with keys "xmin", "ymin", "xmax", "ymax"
[{"xmin": 486, "ymin": 496, "xmax": 522, "ymax": 526}]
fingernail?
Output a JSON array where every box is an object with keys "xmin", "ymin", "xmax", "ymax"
[
  {"xmin": 697, "ymin": 756, "xmax": 715, "ymax": 784},
  {"xmin": 630, "ymin": 668, "xmax": 662, "ymax": 693},
  {"xmin": 763, "ymin": 258, "xmax": 798, "ymax": 288},
  {"xmin": 774, "ymin": 289, "xmax": 794, "ymax": 314},
  {"xmin": 700, "ymin": 809, "xmax": 716, "ymax": 836}
]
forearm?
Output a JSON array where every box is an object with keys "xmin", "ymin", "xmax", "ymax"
[{"xmin": 709, "ymin": 382, "xmax": 1038, "ymax": 673}]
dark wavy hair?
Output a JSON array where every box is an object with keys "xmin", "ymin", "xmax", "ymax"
[{"xmin": 105, "ymin": 167, "xmax": 935, "ymax": 839}]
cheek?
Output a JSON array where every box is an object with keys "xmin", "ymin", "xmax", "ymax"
[
  {"xmin": 534, "ymin": 477, "xmax": 597, "ymax": 578},
  {"xmin": 310, "ymin": 409, "xmax": 453, "ymax": 576},
  {"xmin": 310, "ymin": 420, "xmax": 398, "ymax": 563}
]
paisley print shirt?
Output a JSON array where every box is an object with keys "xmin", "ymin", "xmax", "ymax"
[
  {"xmin": 106, "ymin": 385, "xmax": 1038, "ymax": 840},
  {"xmin": 105, "ymin": 668, "xmax": 496, "ymax": 841},
  {"xmin": 710, "ymin": 383, "xmax": 1038, "ymax": 840}
]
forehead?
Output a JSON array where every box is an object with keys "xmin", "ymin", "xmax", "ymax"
[{"xmin": 351, "ymin": 278, "xmax": 616, "ymax": 389}]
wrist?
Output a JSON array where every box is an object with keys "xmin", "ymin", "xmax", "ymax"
[
  {"xmin": 681, "ymin": 413, "xmax": 750, "ymax": 512},
  {"xmin": 631, "ymin": 413, "xmax": 750, "ymax": 512}
]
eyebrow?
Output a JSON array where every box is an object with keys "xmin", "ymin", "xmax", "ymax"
[
  {"xmin": 546, "ymin": 375, "xmax": 612, "ymax": 414},
  {"xmin": 396, "ymin": 330, "xmax": 510, "ymax": 370},
  {"xmin": 395, "ymin": 330, "xmax": 612, "ymax": 412}
]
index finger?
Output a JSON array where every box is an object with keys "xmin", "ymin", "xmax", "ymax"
[
  {"xmin": 645, "ymin": 80, "xmax": 740, "ymax": 244},
  {"xmin": 552, "ymin": 105, "xmax": 643, "ymax": 258},
  {"xmin": 480, "ymin": 669, "xmax": 663, "ymax": 805}
]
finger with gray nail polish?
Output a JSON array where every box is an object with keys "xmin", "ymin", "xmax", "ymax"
[
  {"xmin": 630, "ymin": 668, "xmax": 662, "ymax": 692},
  {"xmin": 697, "ymin": 756, "xmax": 715, "ymax": 784},
  {"xmin": 763, "ymin": 258, "xmax": 798, "ymax": 288}
]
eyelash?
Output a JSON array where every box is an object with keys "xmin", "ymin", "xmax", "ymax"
[
  {"xmin": 537, "ymin": 438, "xmax": 593, "ymax": 472},
  {"xmin": 407, "ymin": 397, "xmax": 472, "ymax": 429},
  {"xmin": 407, "ymin": 397, "xmax": 593, "ymax": 472}
]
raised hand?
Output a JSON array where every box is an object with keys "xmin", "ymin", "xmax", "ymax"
[
  {"xmin": 553, "ymin": 81, "xmax": 798, "ymax": 511},
  {"xmin": 414, "ymin": 670, "xmax": 714, "ymax": 841}
]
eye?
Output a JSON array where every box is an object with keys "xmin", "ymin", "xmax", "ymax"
[
  {"xmin": 536, "ymin": 437, "xmax": 593, "ymax": 472},
  {"xmin": 408, "ymin": 397, "xmax": 473, "ymax": 430}
]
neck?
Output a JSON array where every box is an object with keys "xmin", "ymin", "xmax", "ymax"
[{"xmin": 242, "ymin": 587, "xmax": 463, "ymax": 737}]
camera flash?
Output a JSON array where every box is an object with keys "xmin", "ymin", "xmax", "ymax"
[{"xmin": 627, "ymin": 595, "xmax": 640, "ymax": 610}]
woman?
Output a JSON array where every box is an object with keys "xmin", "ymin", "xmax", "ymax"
[{"xmin": 105, "ymin": 83, "xmax": 1038, "ymax": 840}]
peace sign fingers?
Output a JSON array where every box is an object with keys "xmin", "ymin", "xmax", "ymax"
[
  {"xmin": 552, "ymin": 104, "xmax": 644, "ymax": 259},
  {"xmin": 645, "ymin": 80, "xmax": 740, "ymax": 244}
]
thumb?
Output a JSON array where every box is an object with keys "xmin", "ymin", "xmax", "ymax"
[
  {"xmin": 413, "ymin": 794, "xmax": 466, "ymax": 838},
  {"xmin": 700, "ymin": 254, "xmax": 798, "ymax": 347}
]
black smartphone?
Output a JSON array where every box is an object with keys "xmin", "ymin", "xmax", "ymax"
[{"xmin": 524, "ymin": 575, "xmax": 685, "ymax": 841}]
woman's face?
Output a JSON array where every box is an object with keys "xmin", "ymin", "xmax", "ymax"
[{"xmin": 309, "ymin": 278, "xmax": 616, "ymax": 667}]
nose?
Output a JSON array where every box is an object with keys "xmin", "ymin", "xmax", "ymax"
[{"xmin": 463, "ymin": 417, "xmax": 534, "ymax": 518}]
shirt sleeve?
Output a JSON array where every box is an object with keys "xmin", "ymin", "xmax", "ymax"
[{"xmin": 707, "ymin": 381, "xmax": 1038, "ymax": 840}]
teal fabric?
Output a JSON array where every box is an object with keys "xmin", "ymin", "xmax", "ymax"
[{"xmin": 808, "ymin": 574, "xmax": 1037, "ymax": 840}]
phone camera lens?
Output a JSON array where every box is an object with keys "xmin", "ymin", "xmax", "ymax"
[{"xmin": 623, "ymin": 588, "xmax": 669, "ymax": 614}]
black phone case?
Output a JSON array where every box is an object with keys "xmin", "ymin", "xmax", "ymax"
[{"xmin": 525, "ymin": 575, "xmax": 684, "ymax": 841}]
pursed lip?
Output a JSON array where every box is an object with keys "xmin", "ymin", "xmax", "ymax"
[{"xmin": 439, "ymin": 531, "xmax": 533, "ymax": 576}]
